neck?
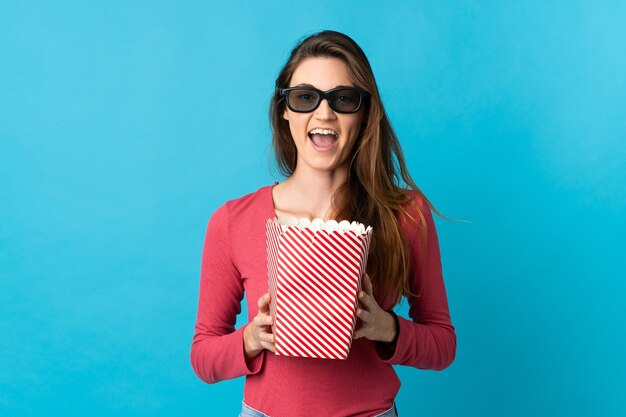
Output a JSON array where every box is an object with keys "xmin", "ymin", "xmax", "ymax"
[{"xmin": 281, "ymin": 164, "xmax": 349, "ymax": 220}]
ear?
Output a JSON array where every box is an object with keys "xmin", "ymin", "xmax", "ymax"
[{"xmin": 283, "ymin": 109, "xmax": 289, "ymax": 121}]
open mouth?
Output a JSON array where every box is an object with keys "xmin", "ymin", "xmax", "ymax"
[{"xmin": 308, "ymin": 128, "xmax": 339, "ymax": 151}]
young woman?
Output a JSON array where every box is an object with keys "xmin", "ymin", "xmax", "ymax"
[{"xmin": 190, "ymin": 30, "xmax": 456, "ymax": 417}]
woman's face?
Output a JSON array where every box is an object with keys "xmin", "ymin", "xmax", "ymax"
[{"xmin": 283, "ymin": 57, "xmax": 365, "ymax": 174}]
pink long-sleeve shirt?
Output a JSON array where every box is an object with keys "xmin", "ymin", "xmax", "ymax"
[{"xmin": 190, "ymin": 182, "xmax": 456, "ymax": 417}]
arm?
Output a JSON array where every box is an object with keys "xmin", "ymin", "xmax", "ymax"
[
  {"xmin": 190, "ymin": 203, "xmax": 265, "ymax": 384},
  {"xmin": 375, "ymin": 196, "xmax": 457, "ymax": 371}
]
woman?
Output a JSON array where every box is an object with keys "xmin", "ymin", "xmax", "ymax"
[{"xmin": 190, "ymin": 30, "xmax": 456, "ymax": 417}]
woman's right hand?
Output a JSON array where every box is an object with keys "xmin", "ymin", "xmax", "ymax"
[{"xmin": 243, "ymin": 292, "xmax": 276, "ymax": 361}]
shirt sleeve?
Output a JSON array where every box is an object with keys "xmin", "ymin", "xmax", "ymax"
[
  {"xmin": 375, "ymin": 195, "xmax": 457, "ymax": 371},
  {"xmin": 190, "ymin": 203, "xmax": 265, "ymax": 383}
]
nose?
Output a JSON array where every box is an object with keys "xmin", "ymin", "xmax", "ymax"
[{"xmin": 314, "ymin": 97, "xmax": 336, "ymax": 120}]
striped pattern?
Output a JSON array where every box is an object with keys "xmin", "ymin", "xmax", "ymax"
[{"xmin": 265, "ymin": 219, "xmax": 373, "ymax": 360}]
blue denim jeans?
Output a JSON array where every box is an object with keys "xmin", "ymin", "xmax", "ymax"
[{"xmin": 238, "ymin": 400, "xmax": 398, "ymax": 417}]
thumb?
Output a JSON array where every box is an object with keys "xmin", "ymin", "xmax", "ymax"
[
  {"xmin": 362, "ymin": 273, "xmax": 373, "ymax": 295},
  {"xmin": 258, "ymin": 292, "xmax": 271, "ymax": 314}
]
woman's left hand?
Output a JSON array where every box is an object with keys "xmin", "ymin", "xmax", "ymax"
[{"xmin": 353, "ymin": 273, "xmax": 397, "ymax": 343}]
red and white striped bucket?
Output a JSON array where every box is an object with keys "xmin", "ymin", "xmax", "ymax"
[{"xmin": 266, "ymin": 217, "xmax": 373, "ymax": 360}]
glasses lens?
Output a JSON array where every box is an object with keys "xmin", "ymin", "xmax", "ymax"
[
  {"xmin": 330, "ymin": 89, "xmax": 361, "ymax": 112},
  {"xmin": 287, "ymin": 89, "xmax": 320, "ymax": 112}
]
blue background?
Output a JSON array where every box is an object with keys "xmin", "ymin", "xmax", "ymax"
[{"xmin": 1, "ymin": 1, "xmax": 625, "ymax": 416}]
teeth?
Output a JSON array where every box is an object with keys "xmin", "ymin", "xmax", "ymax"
[{"xmin": 309, "ymin": 128, "xmax": 338, "ymax": 137}]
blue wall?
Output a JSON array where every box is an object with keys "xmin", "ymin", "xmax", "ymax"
[{"xmin": 1, "ymin": 1, "xmax": 625, "ymax": 416}]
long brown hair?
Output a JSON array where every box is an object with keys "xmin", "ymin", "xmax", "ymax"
[{"xmin": 269, "ymin": 30, "xmax": 456, "ymax": 307}]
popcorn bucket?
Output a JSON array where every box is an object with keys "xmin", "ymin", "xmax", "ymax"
[{"xmin": 265, "ymin": 217, "xmax": 373, "ymax": 360}]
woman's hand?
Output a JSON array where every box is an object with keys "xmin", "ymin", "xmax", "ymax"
[
  {"xmin": 243, "ymin": 292, "xmax": 276, "ymax": 361},
  {"xmin": 353, "ymin": 273, "xmax": 397, "ymax": 343}
]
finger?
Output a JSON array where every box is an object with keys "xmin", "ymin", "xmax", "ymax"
[
  {"xmin": 258, "ymin": 293, "xmax": 271, "ymax": 314},
  {"xmin": 253, "ymin": 314, "xmax": 273, "ymax": 327},
  {"xmin": 358, "ymin": 290, "xmax": 369, "ymax": 307},
  {"xmin": 363, "ymin": 273, "xmax": 374, "ymax": 295},
  {"xmin": 356, "ymin": 307, "xmax": 371, "ymax": 321},
  {"xmin": 261, "ymin": 337, "xmax": 277, "ymax": 353},
  {"xmin": 259, "ymin": 331, "xmax": 275, "ymax": 343}
]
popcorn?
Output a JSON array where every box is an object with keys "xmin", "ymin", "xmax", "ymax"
[{"xmin": 266, "ymin": 216, "xmax": 373, "ymax": 359}]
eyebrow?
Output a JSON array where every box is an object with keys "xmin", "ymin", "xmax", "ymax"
[{"xmin": 293, "ymin": 83, "xmax": 354, "ymax": 89}]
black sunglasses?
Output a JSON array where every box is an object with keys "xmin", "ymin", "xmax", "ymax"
[{"xmin": 279, "ymin": 86, "xmax": 370, "ymax": 114}]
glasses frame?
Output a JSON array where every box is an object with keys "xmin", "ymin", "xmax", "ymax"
[{"xmin": 279, "ymin": 86, "xmax": 371, "ymax": 114}]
